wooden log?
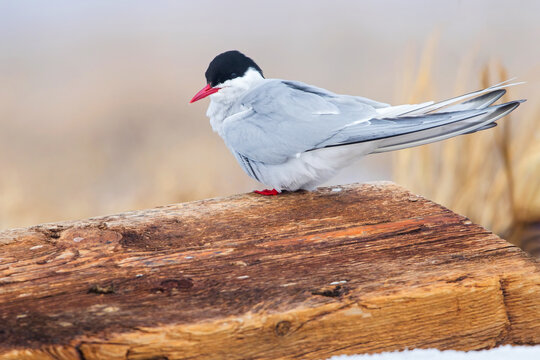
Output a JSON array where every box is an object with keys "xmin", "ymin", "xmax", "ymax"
[{"xmin": 0, "ymin": 182, "xmax": 538, "ymax": 359}]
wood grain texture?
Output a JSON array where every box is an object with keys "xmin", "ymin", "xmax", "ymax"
[{"xmin": 0, "ymin": 182, "xmax": 538, "ymax": 359}]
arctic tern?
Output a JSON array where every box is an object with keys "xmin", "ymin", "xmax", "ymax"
[{"xmin": 190, "ymin": 50, "xmax": 524, "ymax": 195}]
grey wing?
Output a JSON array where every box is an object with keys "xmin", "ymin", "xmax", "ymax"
[
  {"xmin": 222, "ymin": 79, "xmax": 522, "ymax": 164},
  {"xmin": 314, "ymin": 111, "xmax": 486, "ymax": 148},
  {"xmin": 314, "ymin": 101, "xmax": 522, "ymax": 151},
  {"xmin": 281, "ymin": 80, "xmax": 390, "ymax": 109},
  {"xmin": 221, "ymin": 80, "xmax": 379, "ymax": 164}
]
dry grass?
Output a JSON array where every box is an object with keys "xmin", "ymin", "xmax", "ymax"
[
  {"xmin": 393, "ymin": 39, "xmax": 540, "ymax": 257},
  {"xmin": 0, "ymin": 135, "xmax": 255, "ymax": 229}
]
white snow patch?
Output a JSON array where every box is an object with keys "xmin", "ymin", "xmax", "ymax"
[{"xmin": 327, "ymin": 345, "xmax": 540, "ymax": 360}]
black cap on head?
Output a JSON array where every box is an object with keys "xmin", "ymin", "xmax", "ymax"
[{"xmin": 205, "ymin": 50, "xmax": 263, "ymax": 87}]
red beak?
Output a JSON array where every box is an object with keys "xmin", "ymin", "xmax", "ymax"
[{"xmin": 190, "ymin": 84, "xmax": 219, "ymax": 103}]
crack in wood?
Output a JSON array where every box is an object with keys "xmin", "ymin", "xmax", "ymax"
[{"xmin": 495, "ymin": 278, "xmax": 512, "ymax": 347}]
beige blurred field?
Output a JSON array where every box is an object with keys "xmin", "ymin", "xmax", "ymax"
[{"xmin": 0, "ymin": 1, "xmax": 539, "ymax": 253}]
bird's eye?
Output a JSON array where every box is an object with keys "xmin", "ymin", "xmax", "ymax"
[{"xmin": 230, "ymin": 72, "xmax": 237, "ymax": 78}]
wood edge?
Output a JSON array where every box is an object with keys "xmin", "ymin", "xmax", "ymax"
[{"xmin": 0, "ymin": 182, "xmax": 404, "ymax": 245}]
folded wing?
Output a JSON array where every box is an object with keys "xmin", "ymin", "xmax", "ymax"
[
  {"xmin": 222, "ymin": 80, "xmax": 379, "ymax": 164},
  {"xmin": 222, "ymin": 79, "xmax": 524, "ymax": 164}
]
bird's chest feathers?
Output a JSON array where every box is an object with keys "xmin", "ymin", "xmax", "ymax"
[
  {"xmin": 206, "ymin": 100, "xmax": 231, "ymax": 135},
  {"xmin": 206, "ymin": 72, "xmax": 266, "ymax": 136},
  {"xmin": 207, "ymin": 96, "xmax": 250, "ymax": 137}
]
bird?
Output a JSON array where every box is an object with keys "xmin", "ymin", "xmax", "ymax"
[{"xmin": 190, "ymin": 50, "xmax": 524, "ymax": 196}]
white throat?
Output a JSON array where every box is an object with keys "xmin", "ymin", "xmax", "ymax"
[{"xmin": 206, "ymin": 68, "xmax": 265, "ymax": 134}]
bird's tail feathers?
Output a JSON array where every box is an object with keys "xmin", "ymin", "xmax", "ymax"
[
  {"xmin": 442, "ymin": 89, "xmax": 506, "ymax": 112},
  {"xmin": 376, "ymin": 79, "xmax": 524, "ymax": 118},
  {"xmin": 372, "ymin": 100, "xmax": 523, "ymax": 153}
]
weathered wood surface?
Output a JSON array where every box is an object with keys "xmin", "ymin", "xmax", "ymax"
[{"xmin": 0, "ymin": 182, "xmax": 538, "ymax": 359}]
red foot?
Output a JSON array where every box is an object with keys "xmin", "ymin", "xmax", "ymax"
[{"xmin": 254, "ymin": 189, "xmax": 279, "ymax": 196}]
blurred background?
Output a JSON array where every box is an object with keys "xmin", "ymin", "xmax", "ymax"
[{"xmin": 0, "ymin": 1, "xmax": 538, "ymax": 255}]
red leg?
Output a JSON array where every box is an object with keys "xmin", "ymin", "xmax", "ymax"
[{"xmin": 254, "ymin": 189, "xmax": 279, "ymax": 196}]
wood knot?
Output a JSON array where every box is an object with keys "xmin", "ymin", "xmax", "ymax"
[
  {"xmin": 275, "ymin": 320, "xmax": 291, "ymax": 336},
  {"xmin": 154, "ymin": 278, "xmax": 193, "ymax": 294},
  {"xmin": 312, "ymin": 285, "xmax": 347, "ymax": 298},
  {"xmin": 97, "ymin": 222, "xmax": 109, "ymax": 230},
  {"xmin": 447, "ymin": 275, "xmax": 468, "ymax": 283},
  {"xmin": 88, "ymin": 284, "xmax": 115, "ymax": 294}
]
